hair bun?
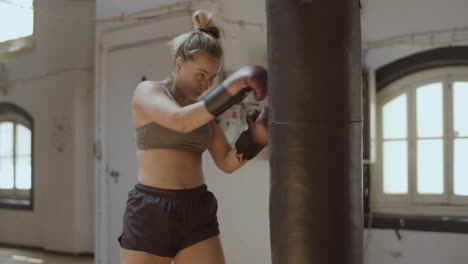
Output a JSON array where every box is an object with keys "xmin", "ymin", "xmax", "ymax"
[{"xmin": 192, "ymin": 10, "xmax": 221, "ymax": 39}]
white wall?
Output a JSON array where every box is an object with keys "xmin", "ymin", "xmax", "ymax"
[
  {"xmin": 361, "ymin": 0, "xmax": 468, "ymax": 69},
  {"xmin": 0, "ymin": 0, "xmax": 95, "ymax": 254},
  {"xmin": 204, "ymin": 154, "xmax": 271, "ymax": 264},
  {"xmin": 96, "ymin": 0, "xmax": 177, "ymax": 20}
]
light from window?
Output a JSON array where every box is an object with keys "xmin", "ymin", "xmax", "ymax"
[
  {"xmin": 453, "ymin": 82, "xmax": 468, "ymax": 137},
  {"xmin": 0, "ymin": 122, "xmax": 14, "ymax": 189},
  {"xmin": 417, "ymin": 140, "xmax": 444, "ymax": 194},
  {"xmin": 417, "ymin": 83, "xmax": 443, "ymax": 137},
  {"xmin": 16, "ymin": 124, "xmax": 31, "ymax": 155},
  {"xmin": 0, "ymin": 0, "xmax": 34, "ymax": 43},
  {"xmin": 453, "ymin": 82, "xmax": 468, "ymax": 196},
  {"xmin": 416, "ymin": 83, "xmax": 444, "ymax": 194},
  {"xmin": 382, "ymin": 94, "xmax": 408, "ymax": 194},
  {"xmin": 0, "ymin": 122, "xmax": 32, "ymax": 190},
  {"xmin": 383, "ymin": 94, "xmax": 407, "ymax": 139},
  {"xmin": 16, "ymin": 124, "xmax": 32, "ymax": 189},
  {"xmin": 454, "ymin": 139, "xmax": 468, "ymax": 196},
  {"xmin": 383, "ymin": 141, "xmax": 408, "ymax": 194}
]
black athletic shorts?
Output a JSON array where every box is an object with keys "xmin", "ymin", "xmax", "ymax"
[{"xmin": 118, "ymin": 183, "xmax": 220, "ymax": 257}]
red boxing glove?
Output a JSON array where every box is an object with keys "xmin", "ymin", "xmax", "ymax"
[
  {"xmin": 204, "ymin": 65, "xmax": 268, "ymax": 117},
  {"xmin": 223, "ymin": 65, "xmax": 268, "ymax": 101},
  {"xmin": 251, "ymin": 107, "xmax": 268, "ymax": 146},
  {"xmin": 235, "ymin": 107, "xmax": 268, "ymax": 161}
]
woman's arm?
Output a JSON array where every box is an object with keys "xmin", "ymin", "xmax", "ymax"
[
  {"xmin": 133, "ymin": 81, "xmax": 213, "ymax": 133},
  {"xmin": 208, "ymin": 107, "xmax": 268, "ymax": 173},
  {"xmin": 207, "ymin": 120, "xmax": 248, "ymax": 174},
  {"xmin": 132, "ymin": 65, "xmax": 267, "ymax": 133}
]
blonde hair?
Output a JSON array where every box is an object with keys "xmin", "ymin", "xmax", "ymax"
[{"xmin": 168, "ymin": 10, "xmax": 223, "ymax": 61}]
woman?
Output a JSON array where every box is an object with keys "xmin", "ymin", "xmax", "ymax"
[{"xmin": 118, "ymin": 10, "xmax": 268, "ymax": 264}]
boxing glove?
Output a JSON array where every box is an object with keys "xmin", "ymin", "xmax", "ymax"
[
  {"xmin": 251, "ymin": 107, "xmax": 268, "ymax": 146},
  {"xmin": 204, "ymin": 65, "xmax": 267, "ymax": 117},
  {"xmin": 235, "ymin": 107, "xmax": 268, "ymax": 161}
]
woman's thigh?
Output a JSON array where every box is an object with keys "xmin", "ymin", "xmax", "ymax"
[
  {"xmin": 120, "ymin": 248, "xmax": 173, "ymax": 264},
  {"xmin": 173, "ymin": 236, "xmax": 225, "ymax": 264}
]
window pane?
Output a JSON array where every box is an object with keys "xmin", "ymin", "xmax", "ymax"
[
  {"xmin": 0, "ymin": 0, "xmax": 34, "ymax": 43},
  {"xmin": 454, "ymin": 139, "xmax": 468, "ymax": 196},
  {"xmin": 16, "ymin": 124, "xmax": 31, "ymax": 155},
  {"xmin": 383, "ymin": 94, "xmax": 407, "ymax": 139},
  {"xmin": 0, "ymin": 157, "xmax": 14, "ymax": 189},
  {"xmin": 417, "ymin": 139, "xmax": 444, "ymax": 194},
  {"xmin": 16, "ymin": 156, "xmax": 31, "ymax": 190},
  {"xmin": 0, "ymin": 122, "xmax": 14, "ymax": 156},
  {"xmin": 417, "ymin": 83, "xmax": 443, "ymax": 137},
  {"xmin": 453, "ymin": 82, "xmax": 468, "ymax": 137},
  {"xmin": 383, "ymin": 140, "xmax": 408, "ymax": 194}
]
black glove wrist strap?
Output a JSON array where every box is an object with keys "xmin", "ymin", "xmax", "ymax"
[
  {"xmin": 204, "ymin": 84, "xmax": 251, "ymax": 116},
  {"xmin": 235, "ymin": 127, "xmax": 264, "ymax": 161}
]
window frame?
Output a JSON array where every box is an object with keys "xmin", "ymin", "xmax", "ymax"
[
  {"xmin": 373, "ymin": 66, "xmax": 468, "ymax": 216},
  {"xmin": 0, "ymin": 103, "xmax": 34, "ymax": 210},
  {"xmin": 449, "ymin": 76, "xmax": 468, "ymax": 205}
]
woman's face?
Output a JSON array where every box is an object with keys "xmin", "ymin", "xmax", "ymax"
[{"xmin": 175, "ymin": 51, "xmax": 221, "ymax": 101}]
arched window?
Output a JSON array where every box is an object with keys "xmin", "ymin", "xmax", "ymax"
[
  {"xmin": 374, "ymin": 66, "xmax": 468, "ymax": 215},
  {"xmin": 0, "ymin": 103, "xmax": 33, "ymax": 210}
]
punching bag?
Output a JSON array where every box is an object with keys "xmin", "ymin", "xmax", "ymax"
[{"xmin": 266, "ymin": 0, "xmax": 363, "ymax": 264}]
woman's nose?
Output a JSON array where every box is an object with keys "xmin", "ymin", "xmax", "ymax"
[{"xmin": 201, "ymin": 79, "xmax": 210, "ymax": 90}]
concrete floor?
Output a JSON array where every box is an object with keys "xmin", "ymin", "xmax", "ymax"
[{"xmin": 0, "ymin": 246, "xmax": 94, "ymax": 264}]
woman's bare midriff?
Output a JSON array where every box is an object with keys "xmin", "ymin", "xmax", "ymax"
[
  {"xmin": 136, "ymin": 148, "xmax": 206, "ymax": 190},
  {"xmin": 133, "ymin": 81, "xmax": 207, "ymax": 190}
]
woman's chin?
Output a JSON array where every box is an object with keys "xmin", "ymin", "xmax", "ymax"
[{"xmin": 194, "ymin": 93, "xmax": 203, "ymax": 100}]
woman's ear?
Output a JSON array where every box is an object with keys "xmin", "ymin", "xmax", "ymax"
[{"xmin": 175, "ymin": 57, "xmax": 183, "ymax": 74}]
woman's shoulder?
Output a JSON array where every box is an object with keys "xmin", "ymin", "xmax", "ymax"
[
  {"xmin": 132, "ymin": 80, "xmax": 168, "ymax": 106},
  {"xmin": 132, "ymin": 80, "xmax": 166, "ymax": 127},
  {"xmin": 135, "ymin": 80, "xmax": 165, "ymax": 93}
]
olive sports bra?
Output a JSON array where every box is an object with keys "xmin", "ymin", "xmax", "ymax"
[{"xmin": 135, "ymin": 82, "xmax": 212, "ymax": 153}]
